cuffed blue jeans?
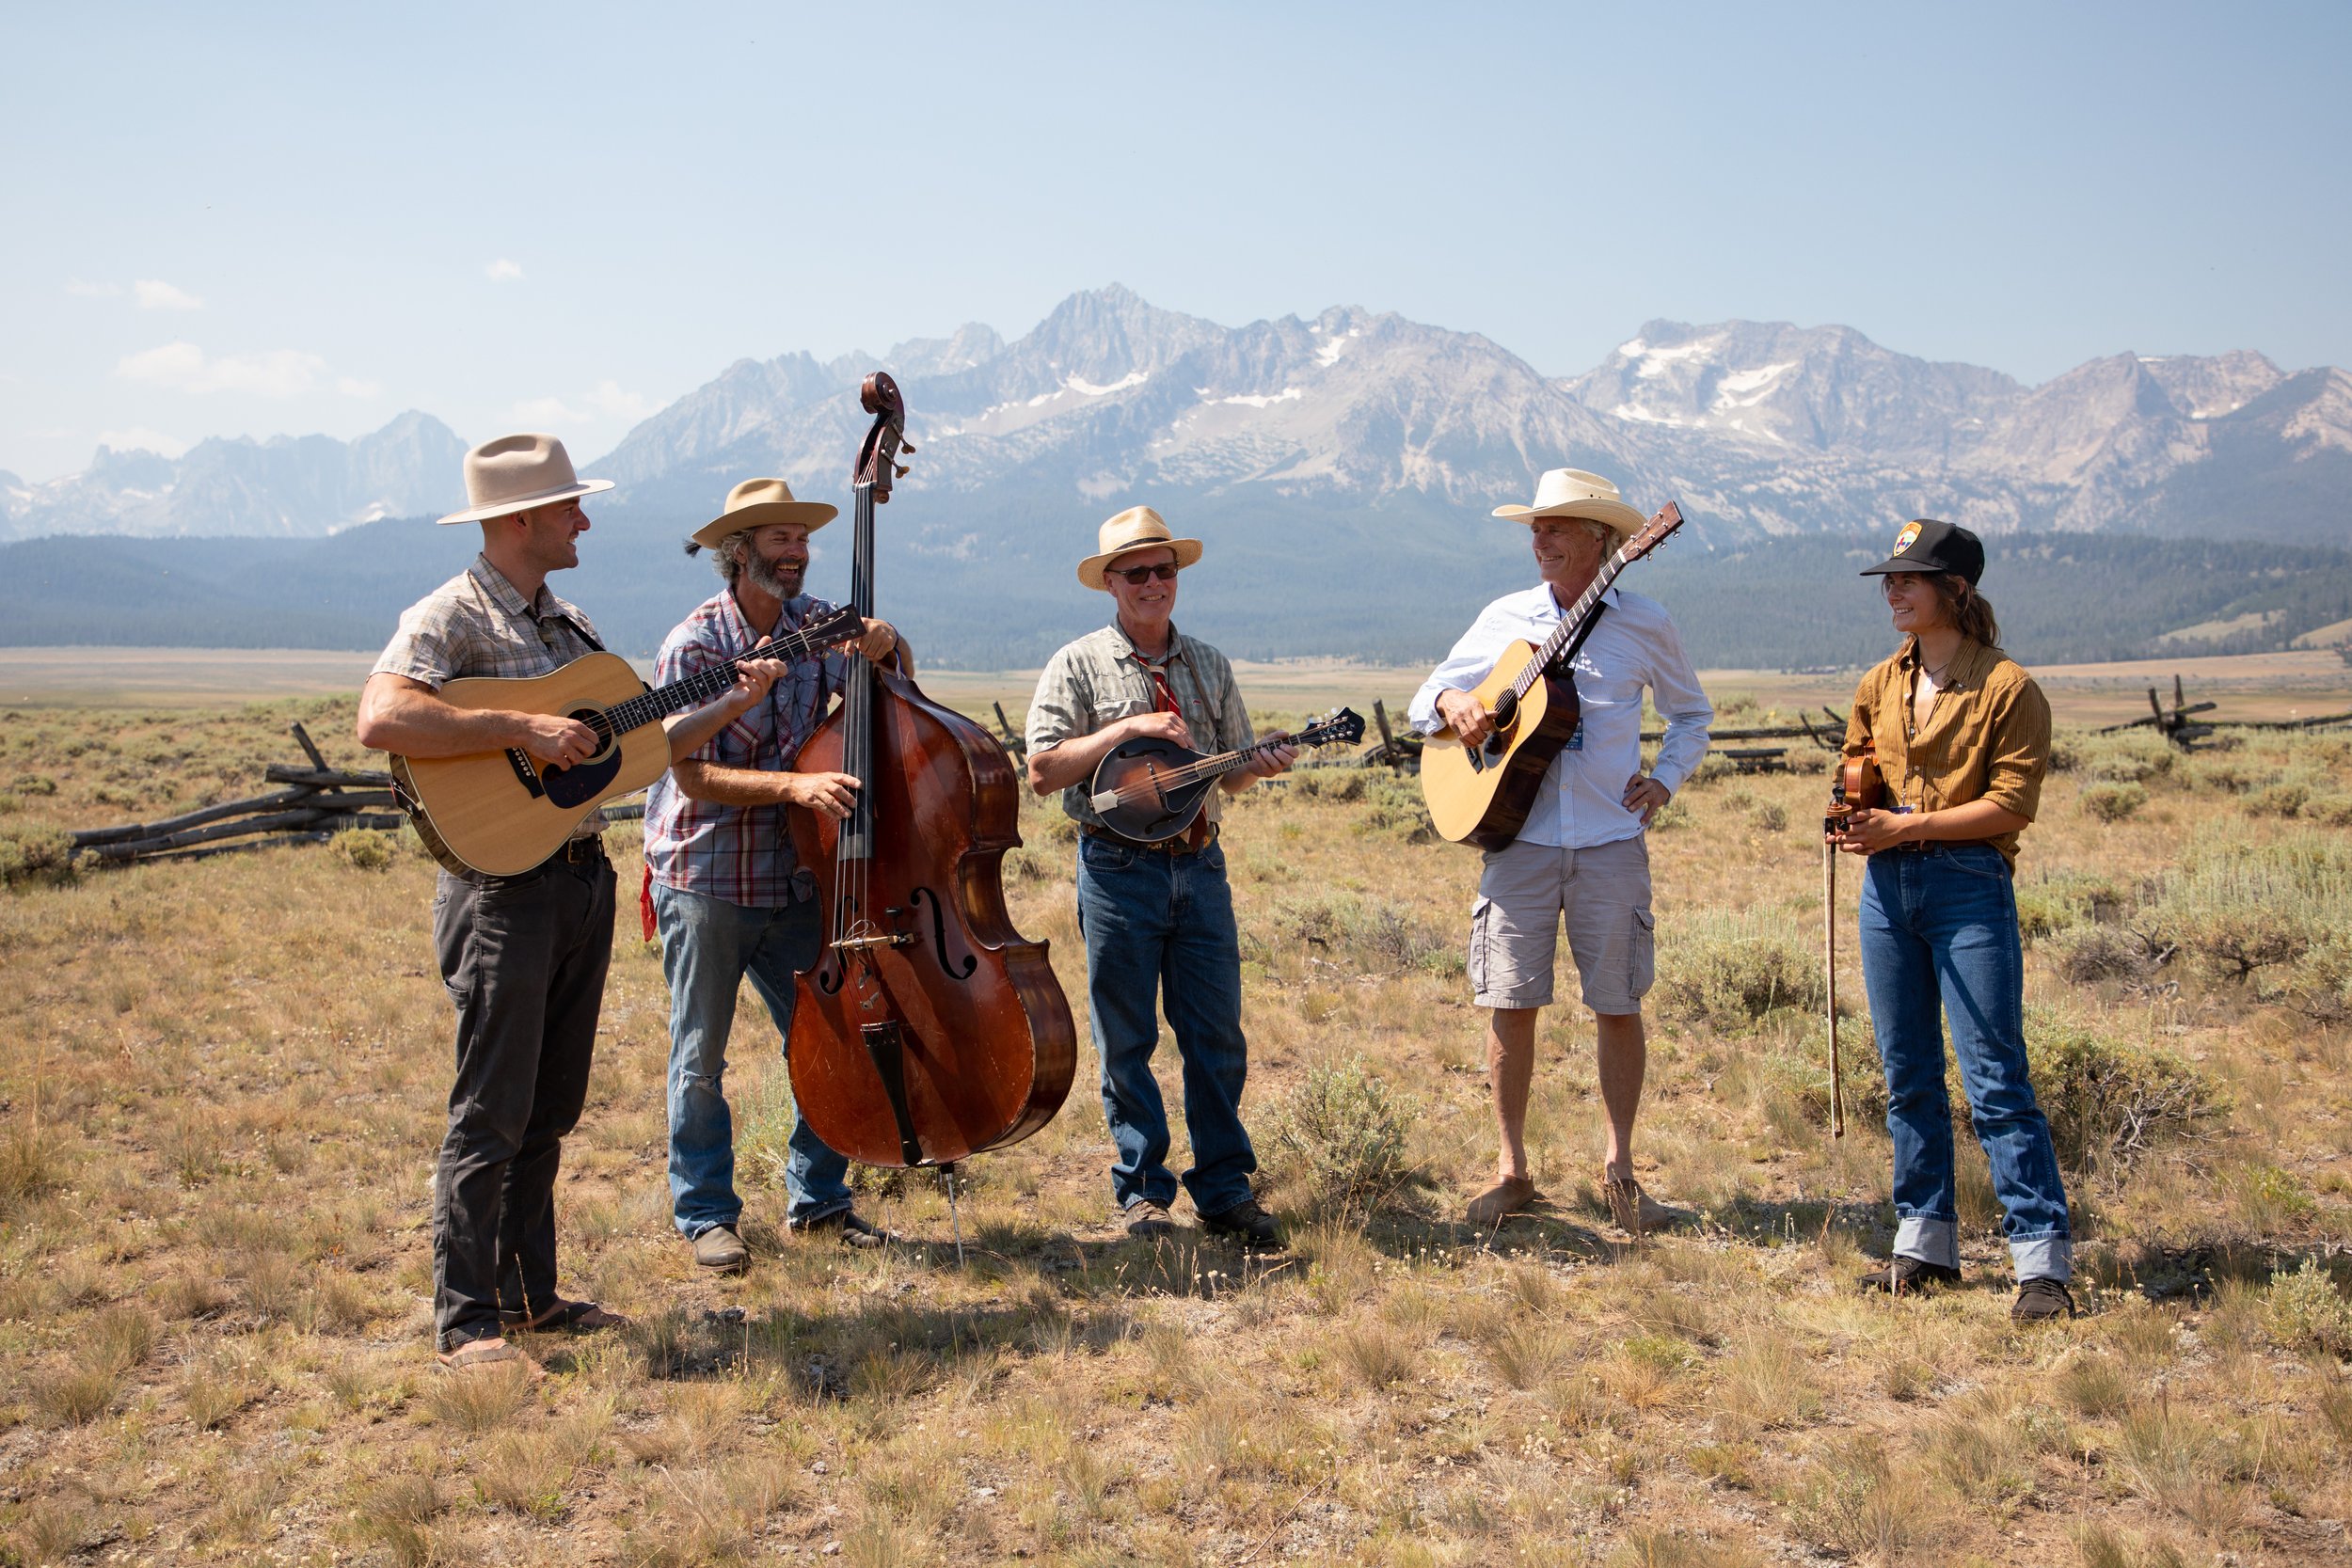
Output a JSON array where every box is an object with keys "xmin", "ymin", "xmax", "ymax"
[
  {"xmin": 653, "ymin": 881, "xmax": 852, "ymax": 1235},
  {"xmin": 1074, "ymin": 834, "xmax": 1258, "ymax": 1217},
  {"xmin": 1859, "ymin": 844, "xmax": 2072, "ymax": 1282}
]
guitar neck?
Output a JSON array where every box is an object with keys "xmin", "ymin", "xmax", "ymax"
[
  {"xmin": 601, "ymin": 620, "xmax": 844, "ymax": 737},
  {"xmin": 1518, "ymin": 551, "xmax": 1635, "ymax": 697}
]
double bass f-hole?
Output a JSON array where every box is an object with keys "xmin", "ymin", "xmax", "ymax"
[{"xmin": 908, "ymin": 885, "xmax": 977, "ymax": 979}]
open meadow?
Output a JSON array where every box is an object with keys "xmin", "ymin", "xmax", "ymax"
[{"xmin": 3, "ymin": 682, "xmax": 2351, "ymax": 1567}]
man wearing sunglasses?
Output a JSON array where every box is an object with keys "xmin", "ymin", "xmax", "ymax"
[{"xmin": 1025, "ymin": 506, "xmax": 1297, "ymax": 1245}]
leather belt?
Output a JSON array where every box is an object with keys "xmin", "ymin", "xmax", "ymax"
[
  {"xmin": 1885, "ymin": 838, "xmax": 1992, "ymax": 856},
  {"xmin": 1084, "ymin": 820, "xmax": 1219, "ymax": 856},
  {"xmin": 557, "ymin": 836, "xmax": 610, "ymax": 864}
]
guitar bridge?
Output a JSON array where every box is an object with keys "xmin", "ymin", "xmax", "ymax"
[{"xmin": 505, "ymin": 748, "xmax": 546, "ymax": 799}]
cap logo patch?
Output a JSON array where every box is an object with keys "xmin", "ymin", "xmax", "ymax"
[{"xmin": 1894, "ymin": 521, "xmax": 1923, "ymax": 554}]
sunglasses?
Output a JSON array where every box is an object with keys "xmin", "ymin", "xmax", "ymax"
[{"xmin": 1112, "ymin": 562, "xmax": 1180, "ymax": 584}]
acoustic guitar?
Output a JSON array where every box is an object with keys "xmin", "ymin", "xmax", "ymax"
[
  {"xmin": 1087, "ymin": 707, "xmax": 1366, "ymax": 843},
  {"xmin": 1420, "ymin": 501, "xmax": 1685, "ymax": 850},
  {"xmin": 390, "ymin": 607, "xmax": 864, "ymax": 877}
]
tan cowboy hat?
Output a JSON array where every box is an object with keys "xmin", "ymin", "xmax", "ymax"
[
  {"xmin": 689, "ymin": 478, "xmax": 839, "ymax": 551},
  {"xmin": 1076, "ymin": 505, "xmax": 1205, "ymax": 591},
  {"xmin": 1491, "ymin": 467, "xmax": 1646, "ymax": 538},
  {"xmin": 437, "ymin": 433, "xmax": 613, "ymax": 525}
]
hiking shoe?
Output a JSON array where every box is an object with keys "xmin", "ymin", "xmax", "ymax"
[
  {"xmin": 1856, "ymin": 1256, "xmax": 1963, "ymax": 1296},
  {"xmin": 2011, "ymin": 1277, "xmax": 2076, "ymax": 1323},
  {"xmin": 1200, "ymin": 1197, "xmax": 1279, "ymax": 1246},
  {"xmin": 1122, "ymin": 1200, "xmax": 1178, "ymax": 1240},
  {"xmin": 1467, "ymin": 1177, "xmax": 1538, "ymax": 1230},
  {"xmin": 692, "ymin": 1226, "xmax": 749, "ymax": 1272},
  {"xmin": 792, "ymin": 1210, "xmax": 896, "ymax": 1250}
]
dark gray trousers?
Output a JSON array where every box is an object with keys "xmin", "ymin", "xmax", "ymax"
[{"xmin": 429, "ymin": 854, "xmax": 615, "ymax": 1350}]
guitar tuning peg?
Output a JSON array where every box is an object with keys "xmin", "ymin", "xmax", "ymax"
[{"xmin": 893, "ymin": 463, "xmax": 911, "ymax": 479}]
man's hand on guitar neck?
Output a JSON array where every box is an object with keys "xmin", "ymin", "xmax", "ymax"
[{"xmin": 1435, "ymin": 689, "xmax": 1496, "ymax": 748}]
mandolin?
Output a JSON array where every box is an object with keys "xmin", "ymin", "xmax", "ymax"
[
  {"xmin": 389, "ymin": 607, "xmax": 863, "ymax": 877},
  {"xmin": 1087, "ymin": 707, "xmax": 1367, "ymax": 843},
  {"xmin": 1421, "ymin": 501, "xmax": 1685, "ymax": 849}
]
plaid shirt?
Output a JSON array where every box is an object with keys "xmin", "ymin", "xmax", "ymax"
[
  {"xmin": 372, "ymin": 554, "xmax": 612, "ymax": 835},
  {"xmin": 1025, "ymin": 620, "xmax": 1254, "ymax": 830},
  {"xmin": 643, "ymin": 589, "xmax": 850, "ymax": 907}
]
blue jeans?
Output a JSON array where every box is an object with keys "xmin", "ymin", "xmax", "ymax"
[
  {"xmin": 1858, "ymin": 844, "xmax": 2072, "ymax": 1282},
  {"xmin": 654, "ymin": 882, "xmax": 852, "ymax": 1235},
  {"xmin": 1074, "ymin": 834, "xmax": 1257, "ymax": 1216}
]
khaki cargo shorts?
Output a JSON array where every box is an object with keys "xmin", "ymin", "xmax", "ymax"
[{"xmin": 1468, "ymin": 834, "xmax": 1656, "ymax": 1013}]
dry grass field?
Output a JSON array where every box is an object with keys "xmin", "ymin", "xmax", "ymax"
[{"xmin": 3, "ymin": 683, "xmax": 2351, "ymax": 1567}]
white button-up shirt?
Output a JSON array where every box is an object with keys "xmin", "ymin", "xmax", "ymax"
[{"xmin": 1408, "ymin": 585, "xmax": 1713, "ymax": 849}]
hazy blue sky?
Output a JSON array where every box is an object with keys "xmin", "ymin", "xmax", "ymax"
[{"xmin": 5, "ymin": 1, "xmax": 2346, "ymax": 482}]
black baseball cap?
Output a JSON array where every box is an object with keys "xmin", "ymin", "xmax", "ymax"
[{"xmin": 1859, "ymin": 517, "xmax": 1984, "ymax": 585}]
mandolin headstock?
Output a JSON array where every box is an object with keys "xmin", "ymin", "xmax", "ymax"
[{"xmin": 1297, "ymin": 707, "xmax": 1368, "ymax": 749}]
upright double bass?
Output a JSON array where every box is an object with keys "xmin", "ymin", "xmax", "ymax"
[{"xmin": 785, "ymin": 372, "xmax": 1076, "ymax": 1168}]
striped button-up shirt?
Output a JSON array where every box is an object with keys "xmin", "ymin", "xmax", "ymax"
[
  {"xmin": 1025, "ymin": 620, "xmax": 1254, "ymax": 831},
  {"xmin": 372, "ymin": 554, "xmax": 612, "ymax": 836},
  {"xmin": 1409, "ymin": 585, "xmax": 1712, "ymax": 849},
  {"xmin": 643, "ymin": 589, "xmax": 850, "ymax": 908}
]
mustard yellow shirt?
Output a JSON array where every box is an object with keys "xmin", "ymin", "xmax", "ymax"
[{"xmin": 1841, "ymin": 637, "xmax": 2050, "ymax": 869}]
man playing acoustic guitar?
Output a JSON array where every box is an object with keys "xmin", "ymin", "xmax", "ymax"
[
  {"xmin": 645, "ymin": 479, "xmax": 906, "ymax": 1271},
  {"xmin": 357, "ymin": 434, "xmax": 792, "ymax": 1372},
  {"xmin": 1025, "ymin": 507, "xmax": 1295, "ymax": 1245},
  {"xmin": 1409, "ymin": 468, "xmax": 1712, "ymax": 1235}
]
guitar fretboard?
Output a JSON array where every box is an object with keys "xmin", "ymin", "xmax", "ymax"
[
  {"xmin": 1510, "ymin": 548, "xmax": 1638, "ymax": 702},
  {"xmin": 585, "ymin": 614, "xmax": 855, "ymax": 743}
]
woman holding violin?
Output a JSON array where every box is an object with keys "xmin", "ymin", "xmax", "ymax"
[{"xmin": 1831, "ymin": 518, "xmax": 2074, "ymax": 1323}]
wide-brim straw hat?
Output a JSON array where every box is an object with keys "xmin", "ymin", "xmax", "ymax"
[
  {"xmin": 1076, "ymin": 505, "xmax": 1205, "ymax": 591},
  {"xmin": 437, "ymin": 432, "xmax": 613, "ymax": 524},
  {"xmin": 1491, "ymin": 467, "xmax": 1646, "ymax": 538},
  {"xmin": 689, "ymin": 478, "xmax": 839, "ymax": 550}
]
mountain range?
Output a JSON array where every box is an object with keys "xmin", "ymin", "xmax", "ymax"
[
  {"xmin": 12, "ymin": 285, "xmax": 2346, "ymax": 547},
  {"xmin": 5, "ymin": 287, "xmax": 2348, "ymax": 667}
]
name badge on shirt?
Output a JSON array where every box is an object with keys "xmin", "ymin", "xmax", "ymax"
[{"xmin": 1566, "ymin": 722, "xmax": 1584, "ymax": 752}]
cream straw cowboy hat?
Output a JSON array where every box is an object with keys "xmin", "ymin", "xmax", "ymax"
[
  {"xmin": 689, "ymin": 478, "xmax": 839, "ymax": 551},
  {"xmin": 1491, "ymin": 467, "xmax": 1646, "ymax": 538},
  {"xmin": 437, "ymin": 433, "xmax": 613, "ymax": 525},
  {"xmin": 1076, "ymin": 505, "xmax": 1205, "ymax": 591}
]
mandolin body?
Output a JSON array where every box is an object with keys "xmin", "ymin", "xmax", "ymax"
[
  {"xmin": 1419, "ymin": 638, "xmax": 1585, "ymax": 851},
  {"xmin": 1089, "ymin": 736, "xmax": 1222, "ymax": 842}
]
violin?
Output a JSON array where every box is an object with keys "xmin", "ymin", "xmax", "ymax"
[
  {"xmin": 1823, "ymin": 744, "xmax": 1883, "ymax": 839},
  {"xmin": 784, "ymin": 372, "xmax": 1077, "ymax": 1168}
]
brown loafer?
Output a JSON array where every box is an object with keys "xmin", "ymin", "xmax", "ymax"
[{"xmin": 1467, "ymin": 1177, "xmax": 1538, "ymax": 1230}]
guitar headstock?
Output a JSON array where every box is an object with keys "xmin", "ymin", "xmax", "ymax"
[
  {"xmin": 809, "ymin": 605, "xmax": 866, "ymax": 647},
  {"xmin": 1297, "ymin": 707, "xmax": 1368, "ymax": 748},
  {"xmin": 1619, "ymin": 499, "xmax": 1685, "ymax": 564}
]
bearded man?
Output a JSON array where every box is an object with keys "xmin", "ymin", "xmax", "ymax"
[{"xmin": 642, "ymin": 479, "xmax": 906, "ymax": 1270}]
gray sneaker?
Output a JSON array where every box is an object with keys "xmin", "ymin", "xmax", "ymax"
[{"xmin": 692, "ymin": 1225, "xmax": 749, "ymax": 1272}]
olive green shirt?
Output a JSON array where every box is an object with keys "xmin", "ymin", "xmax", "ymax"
[
  {"xmin": 1025, "ymin": 620, "xmax": 1253, "ymax": 830},
  {"xmin": 1842, "ymin": 637, "xmax": 2050, "ymax": 868}
]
